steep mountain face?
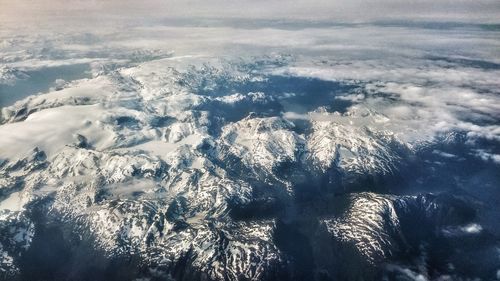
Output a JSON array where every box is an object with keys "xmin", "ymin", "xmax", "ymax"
[{"xmin": 0, "ymin": 49, "xmax": 499, "ymax": 281}]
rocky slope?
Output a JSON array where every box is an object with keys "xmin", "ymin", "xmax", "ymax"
[{"xmin": 0, "ymin": 55, "xmax": 499, "ymax": 281}]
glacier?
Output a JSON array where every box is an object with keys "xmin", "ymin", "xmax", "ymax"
[{"xmin": 0, "ymin": 18, "xmax": 499, "ymax": 281}]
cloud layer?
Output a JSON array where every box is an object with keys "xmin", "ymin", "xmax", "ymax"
[{"xmin": 1, "ymin": 0, "xmax": 499, "ymax": 28}]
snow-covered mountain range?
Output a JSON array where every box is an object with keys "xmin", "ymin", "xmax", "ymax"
[{"xmin": 0, "ymin": 19, "xmax": 499, "ymax": 281}]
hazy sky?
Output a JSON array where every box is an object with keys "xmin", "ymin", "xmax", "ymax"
[{"xmin": 1, "ymin": 0, "xmax": 499, "ymax": 26}]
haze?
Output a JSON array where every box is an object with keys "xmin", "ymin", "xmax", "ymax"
[{"xmin": 1, "ymin": 0, "xmax": 499, "ymax": 28}]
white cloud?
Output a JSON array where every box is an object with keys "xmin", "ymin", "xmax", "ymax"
[
  {"xmin": 1, "ymin": 0, "xmax": 499, "ymax": 29},
  {"xmin": 0, "ymin": 4, "xmax": 499, "ymax": 165},
  {"xmin": 473, "ymin": 149, "xmax": 500, "ymax": 164}
]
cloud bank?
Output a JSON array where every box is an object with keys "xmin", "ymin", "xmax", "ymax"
[{"xmin": 1, "ymin": 0, "xmax": 499, "ymax": 28}]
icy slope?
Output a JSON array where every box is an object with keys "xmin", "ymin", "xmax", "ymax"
[{"xmin": 0, "ymin": 53, "xmax": 498, "ymax": 280}]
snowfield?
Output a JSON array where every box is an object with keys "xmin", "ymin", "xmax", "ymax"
[{"xmin": 0, "ymin": 18, "xmax": 499, "ymax": 281}]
